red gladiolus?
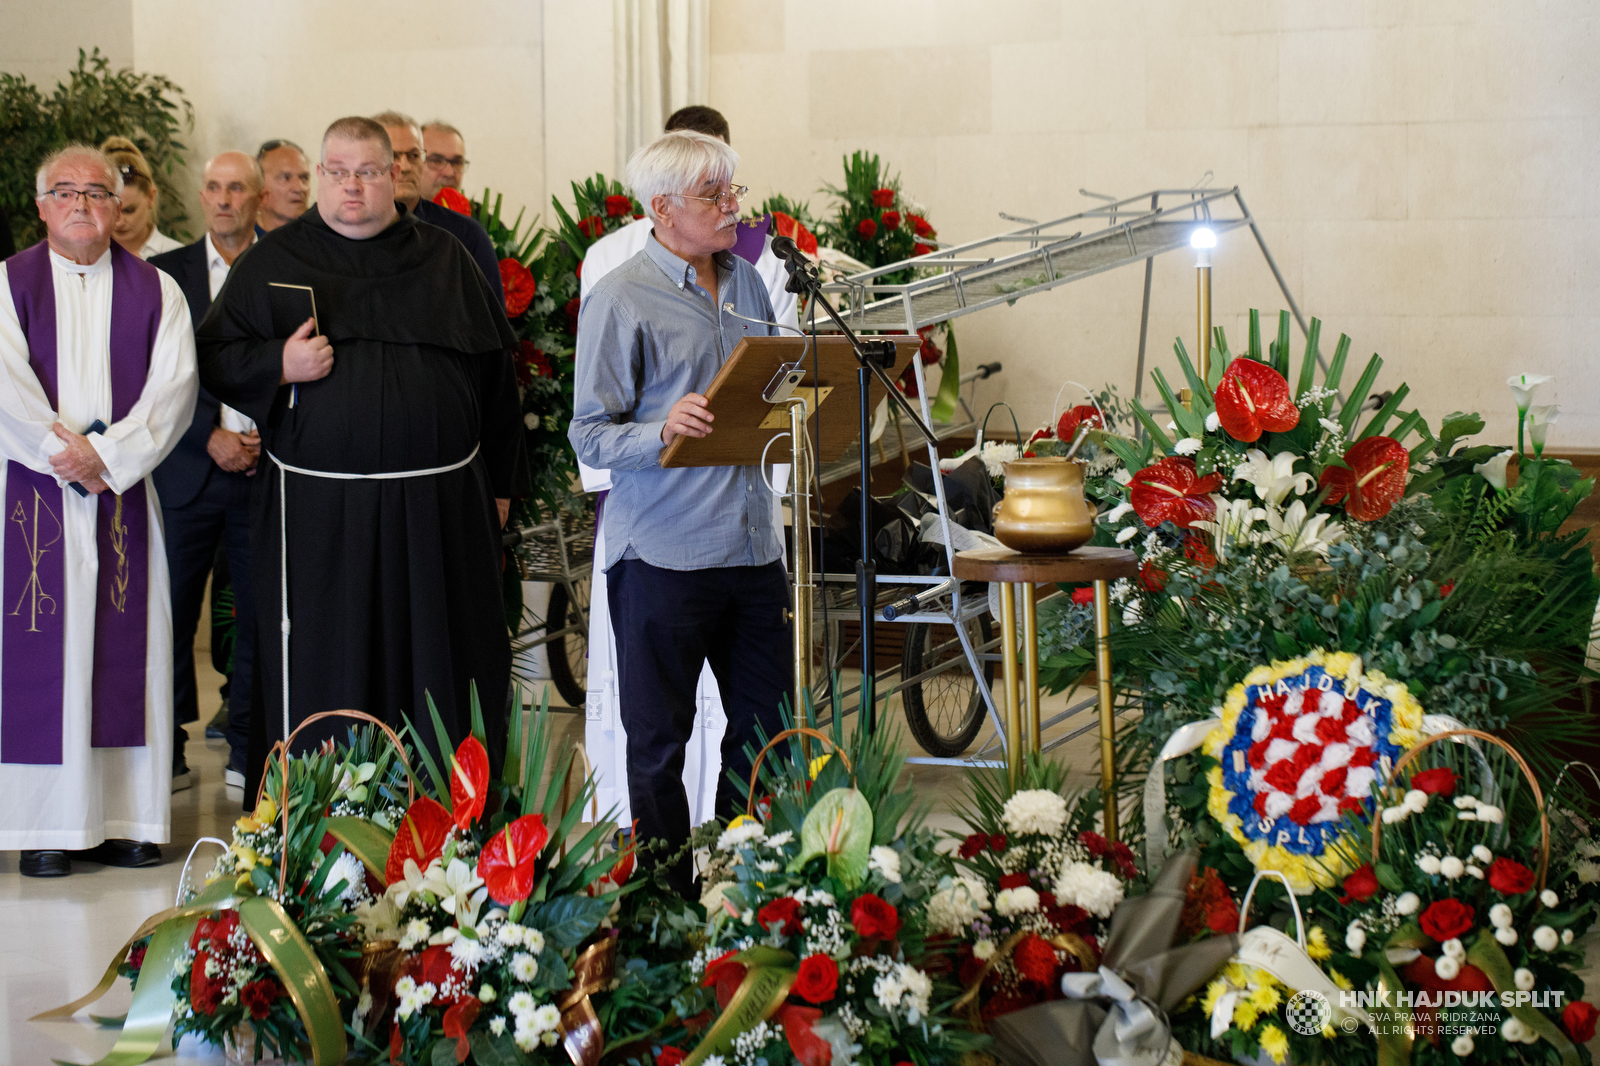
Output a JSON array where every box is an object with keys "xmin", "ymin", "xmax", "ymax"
[
  {"xmin": 577, "ymin": 215, "xmax": 606, "ymax": 238},
  {"xmin": 449, "ymin": 735, "xmax": 490, "ymax": 830},
  {"xmin": 758, "ymin": 896, "xmax": 804, "ymax": 937},
  {"xmin": 656, "ymin": 1049, "xmax": 689, "ymax": 1066},
  {"xmin": 1129, "ymin": 457, "xmax": 1224, "ymax": 529},
  {"xmin": 515, "ymin": 340, "xmax": 553, "ymax": 387},
  {"xmin": 1056, "ymin": 404, "xmax": 1103, "ymax": 443},
  {"xmin": 1565, "ymin": 1002, "xmax": 1600, "ymax": 1044},
  {"xmin": 1014, "ymin": 933, "xmax": 1059, "ymax": 985},
  {"xmin": 881, "ymin": 210, "xmax": 901, "ymax": 230},
  {"xmin": 1212, "ymin": 358, "xmax": 1300, "ymax": 442},
  {"xmin": 913, "ymin": 242, "xmax": 933, "ymax": 256},
  {"xmin": 1487, "ymin": 857, "xmax": 1537, "ymax": 896},
  {"xmin": 604, "ymin": 194, "xmax": 633, "ymax": 217},
  {"xmin": 385, "ymin": 796, "xmax": 453, "ymax": 884},
  {"xmin": 856, "ymin": 218, "xmax": 878, "ymax": 238},
  {"xmin": 1419, "ymin": 899, "xmax": 1475, "ymax": 942},
  {"xmin": 1183, "ymin": 532, "xmax": 1219, "ymax": 570},
  {"xmin": 1411, "ymin": 767, "xmax": 1456, "ymax": 795},
  {"xmin": 1341, "ymin": 863, "xmax": 1381, "ymax": 904},
  {"xmin": 871, "ymin": 188, "xmax": 895, "ymax": 208},
  {"xmin": 432, "ymin": 187, "xmax": 471, "ymax": 215},
  {"xmin": 499, "ymin": 259, "xmax": 537, "ymax": 318},
  {"xmin": 241, "ymin": 978, "xmax": 281, "ymax": 1021},
  {"xmin": 477, "ymin": 813, "xmax": 551, "ymax": 904},
  {"xmin": 851, "ymin": 893, "xmax": 901, "ymax": 940},
  {"xmin": 1318, "ymin": 436, "xmax": 1409, "ymax": 521},
  {"xmin": 793, "ymin": 954, "xmax": 839, "ymax": 1003},
  {"xmin": 772, "ymin": 211, "xmax": 819, "ymax": 257},
  {"xmin": 910, "ymin": 214, "xmax": 935, "ymax": 236}
]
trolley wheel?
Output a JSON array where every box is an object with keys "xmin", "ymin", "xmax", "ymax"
[
  {"xmin": 546, "ymin": 578, "xmax": 589, "ymax": 708},
  {"xmin": 901, "ymin": 614, "xmax": 993, "ymax": 757}
]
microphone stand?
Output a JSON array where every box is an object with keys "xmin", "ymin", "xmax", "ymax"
[{"xmin": 780, "ymin": 252, "xmax": 938, "ymax": 733}]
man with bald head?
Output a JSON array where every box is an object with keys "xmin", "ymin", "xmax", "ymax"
[
  {"xmin": 373, "ymin": 111, "xmax": 504, "ymax": 305},
  {"xmin": 0, "ymin": 144, "xmax": 199, "ymax": 876},
  {"xmin": 197, "ymin": 117, "xmax": 525, "ymax": 792},
  {"xmin": 256, "ymin": 140, "xmax": 310, "ymax": 232},
  {"xmin": 150, "ymin": 150, "xmax": 265, "ymax": 790}
]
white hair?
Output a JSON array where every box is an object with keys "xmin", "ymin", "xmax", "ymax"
[
  {"xmin": 625, "ymin": 130, "xmax": 739, "ymax": 223},
  {"xmin": 35, "ymin": 144, "xmax": 123, "ymax": 197}
]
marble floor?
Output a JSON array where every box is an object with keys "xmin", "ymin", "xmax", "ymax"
[{"xmin": 2, "ymin": 652, "xmax": 1110, "ymax": 1064}]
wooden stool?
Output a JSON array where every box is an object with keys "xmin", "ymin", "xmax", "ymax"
[{"xmin": 952, "ymin": 546, "xmax": 1139, "ymax": 840}]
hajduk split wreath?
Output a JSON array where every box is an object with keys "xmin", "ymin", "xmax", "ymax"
[{"xmin": 1202, "ymin": 650, "xmax": 1423, "ymax": 892}]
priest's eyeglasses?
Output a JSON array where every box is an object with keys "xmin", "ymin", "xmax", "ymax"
[
  {"xmin": 321, "ymin": 168, "xmax": 390, "ymax": 184},
  {"xmin": 675, "ymin": 184, "xmax": 748, "ymax": 211},
  {"xmin": 426, "ymin": 153, "xmax": 470, "ymax": 171},
  {"xmin": 41, "ymin": 187, "xmax": 118, "ymax": 205}
]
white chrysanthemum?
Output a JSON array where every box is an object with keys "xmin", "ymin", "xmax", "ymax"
[
  {"xmin": 1452, "ymin": 1035, "xmax": 1474, "ymax": 1056},
  {"xmin": 1000, "ymin": 789, "xmax": 1069, "ymax": 837},
  {"xmin": 994, "ymin": 885, "xmax": 1041, "ymax": 917},
  {"xmin": 1489, "ymin": 903, "xmax": 1514, "ymax": 929},
  {"xmin": 1418, "ymin": 855, "xmax": 1442, "ymax": 875},
  {"xmin": 1515, "ymin": 967, "xmax": 1536, "ymax": 991},
  {"xmin": 395, "ymin": 976, "xmax": 417, "ymax": 997},
  {"xmin": 1563, "ymin": 929, "xmax": 1575, "ymax": 944},
  {"xmin": 496, "ymin": 923, "xmax": 523, "ymax": 946},
  {"xmin": 764, "ymin": 830, "xmax": 794, "ymax": 848},
  {"xmin": 1541, "ymin": 889, "xmax": 1560, "ymax": 908},
  {"xmin": 717, "ymin": 819, "xmax": 766, "ymax": 852},
  {"xmin": 1173, "ymin": 437, "xmax": 1202, "ymax": 456},
  {"xmin": 1472, "ymin": 844, "xmax": 1493, "ymax": 863},
  {"xmin": 533, "ymin": 1003, "xmax": 561, "ymax": 1031},
  {"xmin": 1055, "ymin": 860, "xmax": 1124, "ymax": 918},
  {"xmin": 522, "ymin": 928, "xmax": 545, "ymax": 955},
  {"xmin": 899, "ymin": 965, "xmax": 933, "ymax": 1023},
  {"xmin": 1501, "ymin": 1018, "xmax": 1528, "ymax": 1043},
  {"xmin": 1440, "ymin": 856, "xmax": 1465, "ymax": 879},
  {"xmin": 400, "ymin": 918, "xmax": 432, "ymax": 950},
  {"xmin": 974, "ymin": 939, "xmax": 996, "ymax": 961},
  {"xmin": 1205, "ymin": 411, "xmax": 1220, "ymax": 432},
  {"xmin": 513, "ymin": 1026, "xmax": 539, "ymax": 1053},
  {"xmin": 1495, "ymin": 927, "xmax": 1519, "ymax": 946},
  {"xmin": 926, "ymin": 876, "xmax": 990, "ymax": 935},
  {"xmin": 325, "ymin": 851, "xmax": 369, "ymax": 903},
  {"xmin": 511, "ymin": 952, "xmax": 539, "ymax": 982},
  {"xmin": 1477, "ymin": 805, "xmax": 1504, "ymax": 824},
  {"xmin": 869, "ymin": 845, "xmax": 902, "ymax": 884},
  {"xmin": 1346, "ymin": 922, "xmax": 1366, "ymax": 954},
  {"xmin": 509, "ymin": 990, "xmax": 535, "ymax": 1016},
  {"xmin": 489, "ymin": 1016, "xmax": 506, "ymax": 1036},
  {"xmin": 1533, "ymin": 925, "xmax": 1559, "ymax": 951},
  {"xmin": 1466, "ymin": 864, "xmax": 1484, "ymax": 879},
  {"xmin": 449, "ymin": 934, "xmax": 487, "ymax": 969},
  {"xmin": 1442, "ymin": 938, "xmax": 1465, "ymax": 959},
  {"xmin": 1435, "ymin": 954, "xmax": 1461, "ymax": 980},
  {"xmin": 1395, "ymin": 892, "xmax": 1420, "ymax": 916}
]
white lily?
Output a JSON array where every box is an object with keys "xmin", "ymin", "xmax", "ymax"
[
  {"xmin": 1528, "ymin": 404, "xmax": 1560, "ymax": 457},
  {"xmin": 384, "ymin": 856, "xmax": 435, "ymax": 912},
  {"xmin": 1193, "ymin": 495, "xmax": 1266, "ymax": 562},
  {"xmin": 1264, "ymin": 499, "xmax": 1346, "ymax": 558},
  {"xmin": 423, "ymin": 857, "xmax": 486, "ymax": 917},
  {"xmin": 355, "ymin": 893, "xmax": 403, "ymax": 942},
  {"xmin": 1474, "ymin": 449, "xmax": 1514, "ymax": 492},
  {"xmin": 1234, "ymin": 449, "xmax": 1313, "ymax": 508},
  {"xmin": 1507, "ymin": 373, "xmax": 1552, "ymax": 412}
]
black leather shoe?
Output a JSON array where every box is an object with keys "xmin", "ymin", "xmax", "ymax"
[
  {"xmin": 204, "ymin": 708, "xmax": 228, "ymax": 740},
  {"xmin": 20, "ymin": 850, "xmax": 71, "ymax": 877},
  {"xmin": 74, "ymin": 839, "xmax": 161, "ymax": 868}
]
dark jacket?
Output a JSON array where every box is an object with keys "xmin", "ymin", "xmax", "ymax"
[
  {"xmin": 413, "ymin": 198, "xmax": 506, "ymax": 307},
  {"xmin": 148, "ymin": 238, "xmax": 228, "ymax": 509}
]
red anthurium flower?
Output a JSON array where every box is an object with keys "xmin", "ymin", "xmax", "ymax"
[
  {"xmin": 432, "ymin": 187, "xmax": 471, "ymax": 215},
  {"xmin": 870, "ymin": 188, "xmax": 896, "ymax": 208},
  {"xmin": 1212, "ymin": 358, "xmax": 1300, "ymax": 442},
  {"xmin": 449, "ymin": 736, "xmax": 490, "ymax": 831},
  {"xmin": 385, "ymin": 796, "xmax": 453, "ymax": 884},
  {"xmin": 499, "ymin": 259, "xmax": 537, "ymax": 318},
  {"xmin": 772, "ymin": 212, "xmax": 818, "ymax": 257},
  {"xmin": 1056, "ymin": 404, "xmax": 1103, "ymax": 443},
  {"xmin": 477, "ymin": 813, "xmax": 551, "ymax": 904},
  {"xmin": 1129, "ymin": 457, "xmax": 1224, "ymax": 529},
  {"xmin": 1318, "ymin": 436, "xmax": 1409, "ymax": 521}
]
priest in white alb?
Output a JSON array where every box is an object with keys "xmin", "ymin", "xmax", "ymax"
[{"xmin": 0, "ymin": 144, "xmax": 198, "ymax": 878}]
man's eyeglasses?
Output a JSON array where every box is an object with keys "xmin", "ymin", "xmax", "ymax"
[
  {"xmin": 40, "ymin": 187, "xmax": 118, "ymax": 205},
  {"xmin": 393, "ymin": 149, "xmax": 422, "ymax": 164},
  {"xmin": 425, "ymin": 154, "xmax": 469, "ymax": 170},
  {"xmin": 674, "ymin": 184, "xmax": 748, "ymax": 211},
  {"xmin": 321, "ymin": 168, "xmax": 390, "ymax": 184}
]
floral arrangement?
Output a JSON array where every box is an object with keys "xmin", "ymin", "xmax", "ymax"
[
  {"xmin": 937, "ymin": 757, "xmax": 1141, "ymax": 1022},
  {"xmin": 642, "ymin": 711, "xmax": 981, "ymax": 1066}
]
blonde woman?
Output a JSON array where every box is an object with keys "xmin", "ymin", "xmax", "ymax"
[{"xmin": 100, "ymin": 135, "xmax": 182, "ymax": 258}]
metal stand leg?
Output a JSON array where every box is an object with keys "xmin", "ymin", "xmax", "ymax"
[
  {"xmin": 1021, "ymin": 582, "xmax": 1040, "ymax": 756},
  {"xmin": 997, "ymin": 582, "xmax": 1022, "ymax": 787},
  {"xmin": 1092, "ymin": 578, "xmax": 1118, "ymax": 841}
]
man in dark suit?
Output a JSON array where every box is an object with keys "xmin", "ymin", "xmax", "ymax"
[{"xmin": 149, "ymin": 150, "xmax": 262, "ymax": 792}]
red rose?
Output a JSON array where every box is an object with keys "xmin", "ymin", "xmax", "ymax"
[
  {"xmin": 1419, "ymin": 899, "xmax": 1475, "ymax": 942},
  {"xmin": 605, "ymin": 194, "xmax": 633, "ymax": 217},
  {"xmin": 851, "ymin": 893, "xmax": 902, "ymax": 940},
  {"xmin": 499, "ymin": 258, "xmax": 537, "ymax": 317},
  {"xmin": 577, "ymin": 215, "xmax": 606, "ymax": 238},
  {"xmin": 958, "ymin": 833, "xmax": 985, "ymax": 859},
  {"xmin": 1014, "ymin": 933, "xmax": 1059, "ymax": 985},
  {"xmin": 1565, "ymin": 1002, "xmax": 1600, "ymax": 1044},
  {"xmin": 871, "ymin": 188, "xmax": 895, "ymax": 208},
  {"xmin": 701, "ymin": 950, "xmax": 739, "ymax": 987},
  {"xmin": 209, "ymin": 909, "xmax": 241, "ymax": 953},
  {"xmin": 1078, "ymin": 831, "xmax": 1109, "ymax": 857},
  {"xmin": 432, "ymin": 186, "xmax": 471, "ymax": 215},
  {"xmin": 881, "ymin": 210, "xmax": 901, "ymax": 230},
  {"xmin": 759, "ymin": 897, "xmax": 804, "ymax": 937},
  {"xmin": 989, "ymin": 834, "xmax": 1007, "ymax": 852},
  {"xmin": 793, "ymin": 954, "xmax": 839, "ymax": 1003},
  {"xmin": 909, "ymin": 214, "xmax": 935, "ymax": 236},
  {"xmin": 564, "ymin": 296, "xmax": 581, "ymax": 335},
  {"xmin": 999, "ymin": 872, "xmax": 1030, "ymax": 890},
  {"xmin": 1410, "ymin": 767, "xmax": 1456, "ymax": 795},
  {"xmin": 1487, "ymin": 857, "xmax": 1537, "ymax": 896},
  {"xmin": 913, "ymin": 242, "xmax": 933, "ymax": 256},
  {"xmin": 189, "ymin": 917, "xmax": 214, "ymax": 951},
  {"xmin": 656, "ymin": 1048, "xmax": 689, "ymax": 1066},
  {"xmin": 1071, "ymin": 587, "xmax": 1095, "ymax": 604},
  {"xmin": 856, "ymin": 218, "xmax": 878, "ymax": 238},
  {"xmin": 241, "ymin": 978, "xmax": 281, "ymax": 1020},
  {"xmin": 1341, "ymin": 863, "xmax": 1380, "ymax": 904}
]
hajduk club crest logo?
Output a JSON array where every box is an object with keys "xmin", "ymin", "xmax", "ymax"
[{"xmin": 1202, "ymin": 650, "xmax": 1423, "ymax": 891}]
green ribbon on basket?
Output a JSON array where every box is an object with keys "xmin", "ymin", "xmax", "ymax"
[
  {"xmin": 1467, "ymin": 930, "xmax": 1579, "ymax": 1066},
  {"xmin": 683, "ymin": 947, "xmax": 798, "ymax": 1066},
  {"xmin": 928, "ymin": 324, "xmax": 961, "ymax": 424},
  {"xmin": 324, "ymin": 815, "xmax": 395, "ymax": 885},
  {"xmin": 33, "ymin": 878, "xmax": 347, "ymax": 1066}
]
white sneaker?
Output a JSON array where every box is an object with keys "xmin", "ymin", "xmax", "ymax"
[
  {"xmin": 171, "ymin": 769, "xmax": 194, "ymax": 793},
  {"xmin": 224, "ymin": 768, "xmax": 245, "ymax": 790}
]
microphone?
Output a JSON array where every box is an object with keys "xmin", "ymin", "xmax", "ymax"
[{"xmin": 769, "ymin": 234, "xmax": 816, "ymax": 295}]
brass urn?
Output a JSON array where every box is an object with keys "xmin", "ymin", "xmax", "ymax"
[{"xmin": 993, "ymin": 456, "xmax": 1095, "ymax": 554}]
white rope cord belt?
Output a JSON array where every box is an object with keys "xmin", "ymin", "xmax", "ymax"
[{"xmin": 269, "ymin": 444, "xmax": 480, "ymax": 741}]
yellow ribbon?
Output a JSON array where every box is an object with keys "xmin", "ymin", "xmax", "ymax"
[{"xmin": 683, "ymin": 947, "xmax": 798, "ymax": 1066}]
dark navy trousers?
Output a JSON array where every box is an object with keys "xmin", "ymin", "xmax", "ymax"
[{"xmin": 607, "ymin": 557, "xmax": 790, "ymax": 896}]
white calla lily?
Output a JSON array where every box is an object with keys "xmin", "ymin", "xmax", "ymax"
[
  {"xmin": 1233, "ymin": 449, "xmax": 1314, "ymax": 507},
  {"xmin": 1528, "ymin": 404, "xmax": 1560, "ymax": 456},
  {"xmin": 1474, "ymin": 449, "xmax": 1514, "ymax": 492},
  {"xmin": 1507, "ymin": 373, "xmax": 1552, "ymax": 412}
]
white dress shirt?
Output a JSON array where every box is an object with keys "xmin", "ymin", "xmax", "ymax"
[
  {"xmin": 138, "ymin": 229, "xmax": 183, "ymax": 259},
  {"xmin": 205, "ymin": 233, "xmax": 257, "ymax": 435}
]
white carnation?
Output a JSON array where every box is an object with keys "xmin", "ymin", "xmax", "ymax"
[
  {"xmin": 1346, "ymin": 922, "xmax": 1367, "ymax": 954},
  {"xmin": 1533, "ymin": 925, "xmax": 1559, "ymax": 951},
  {"xmin": 1440, "ymin": 856, "xmax": 1465, "ymax": 879},
  {"xmin": 994, "ymin": 885, "xmax": 1041, "ymax": 917},
  {"xmin": 1000, "ymin": 789, "xmax": 1068, "ymax": 837},
  {"xmin": 1540, "ymin": 889, "xmax": 1560, "ymax": 908},
  {"xmin": 1489, "ymin": 903, "xmax": 1514, "ymax": 928},
  {"xmin": 926, "ymin": 876, "xmax": 990, "ymax": 935},
  {"xmin": 974, "ymin": 938, "xmax": 996, "ymax": 961},
  {"xmin": 1054, "ymin": 860, "xmax": 1124, "ymax": 918},
  {"xmin": 1515, "ymin": 967, "xmax": 1536, "ymax": 991},
  {"xmin": 1418, "ymin": 855, "xmax": 1442, "ymax": 876},
  {"xmin": 1395, "ymin": 892, "xmax": 1420, "ymax": 915},
  {"xmin": 511, "ymin": 952, "xmax": 539, "ymax": 982},
  {"xmin": 869, "ymin": 845, "xmax": 902, "ymax": 884}
]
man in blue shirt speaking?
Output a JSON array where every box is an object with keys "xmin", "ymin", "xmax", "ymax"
[{"xmin": 569, "ymin": 131, "xmax": 789, "ymax": 897}]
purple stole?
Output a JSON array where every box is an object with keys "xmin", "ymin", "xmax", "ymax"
[{"xmin": 1, "ymin": 241, "xmax": 159, "ymax": 764}]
